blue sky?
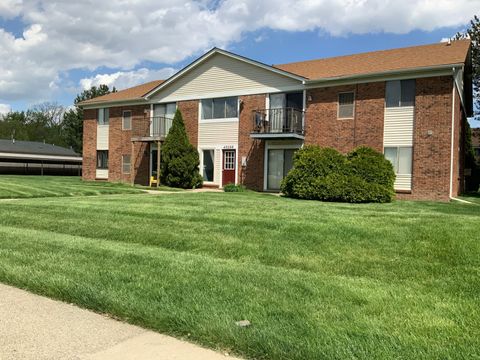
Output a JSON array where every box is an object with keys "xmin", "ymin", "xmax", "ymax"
[{"xmin": 0, "ymin": 1, "xmax": 477, "ymax": 125}]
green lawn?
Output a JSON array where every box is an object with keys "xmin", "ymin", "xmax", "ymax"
[
  {"xmin": 0, "ymin": 180, "xmax": 478, "ymax": 359},
  {"xmin": 0, "ymin": 175, "xmax": 179, "ymax": 198}
]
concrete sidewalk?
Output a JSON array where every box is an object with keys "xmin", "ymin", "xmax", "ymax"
[{"xmin": 0, "ymin": 283, "xmax": 239, "ymax": 360}]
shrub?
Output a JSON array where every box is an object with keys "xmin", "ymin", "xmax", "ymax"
[
  {"xmin": 223, "ymin": 183, "xmax": 246, "ymax": 192},
  {"xmin": 160, "ymin": 109, "xmax": 203, "ymax": 189},
  {"xmin": 347, "ymin": 146, "xmax": 395, "ymax": 188},
  {"xmin": 281, "ymin": 146, "xmax": 395, "ymax": 203},
  {"xmin": 281, "ymin": 146, "xmax": 348, "ymax": 198}
]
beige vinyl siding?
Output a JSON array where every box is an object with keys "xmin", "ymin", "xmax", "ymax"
[
  {"xmin": 96, "ymin": 125, "xmax": 109, "ymax": 150},
  {"xmin": 383, "ymin": 106, "xmax": 414, "ymax": 147},
  {"xmin": 384, "ymin": 106, "xmax": 414, "ymax": 191},
  {"xmin": 95, "ymin": 169, "xmax": 108, "ymax": 179},
  {"xmin": 198, "ymin": 121, "xmax": 239, "ymax": 147},
  {"xmin": 394, "ymin": 174, "xmax": 412, "ymax": 191},
  {"xmin": 198, "ymin": 120, "xmax": 238, "ymax": 187},
  {"xmin": 151, "ymin": 53, "xmax": 302, "ymax": 102}
]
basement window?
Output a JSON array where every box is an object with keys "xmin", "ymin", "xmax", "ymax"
[{"xmin": 338, "ymin": 92, "xmax": 355, "ymax": 118}]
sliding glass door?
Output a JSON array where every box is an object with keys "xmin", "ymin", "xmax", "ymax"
[{"xmin": 267, "ymin": 149, "xmax": 297, "ymax": 190}]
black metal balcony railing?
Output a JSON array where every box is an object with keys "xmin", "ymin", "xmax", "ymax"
[
  {"xmin": 132, "ymin": 116, "xmax": 173, "ymax": 139},
  {"xmin": 252, "ymin": 108, "xmax": 304, "ymax": 135}
]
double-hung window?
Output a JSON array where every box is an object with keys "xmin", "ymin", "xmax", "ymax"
[
  {"xmin": 386, "ymin": 80, "xmax": 415, "ymax": 107},
  {"xmin": 122, "ymin": 110, "xmax": 132, "ymax": 130},
  {"xmin": 384, "ymin": 147, "xmax": 412, "ymax": 175},
  {"xmin": 97, "ymin": 108, "xmax": 109, "ymax": 125},
  {"xmin": 96, "ymin": 150, "xmax": 108, "ymax": 169},
  {"xmin": 122, "ymin": 155, "xmax": 131, "ymax": 174},
  {"xmin": 201, "ymin": 97, "xmax": 238, "ymax": 120},
  {"xmin": 338, "ymin": 92, "xmax": 355, "ymax": 118}
]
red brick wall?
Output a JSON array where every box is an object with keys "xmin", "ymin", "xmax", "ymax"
[
  {"xmin": 109, "ymin": 105, "xmax": 149, "ymax": 183},
  {"xmin": 132, "ymin": 141, "xmax": 150, "ymax": 185},
  {"xmin": 411, "ymin": 76, "xmax": 454, "ymax": 201},
  {"xmin": 82, "ymin": 109, "xmax": 97, "ymax": 181},
  {"xmin": 178, "ymin": 100, "xmax": 198, "ymax": 147},
  {"xmin": 305, "ymin": 82, "xmax": 385, "ymax": 153},
  {"xmin": 238, "ymin": 94, "xmax": 266, "ymax": 190}
]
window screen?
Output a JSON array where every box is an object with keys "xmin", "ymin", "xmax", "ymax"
[
  {"xmin": 122, "ymin": 155, "xmax": 131, "ymax": 174},
  {"xmin": 122, "ymin": 111, "xmax": 132, "ymax": 130},
  {"xmin": 338, "ymin": 92, "xmax": 355, "ymax": 118},
  {"xmin": 96, "ymin": 150, "xmax": 108, "ymax": 169},
  {"xmin": 386, "ymin": 80, "xmax": 415, "ymax": 107},
  {"xmin": 97, "ymin": 108, "xmax": 109, "ymax": 125},
  {"xmin": 201, "ymin": 97, "xmax": 238, "ymax": 119}
]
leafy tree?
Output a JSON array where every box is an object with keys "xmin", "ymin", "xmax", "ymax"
[
  {"xmin": 62, "ymin": 85, "xmax": 115, "ymax": 153},
  {"xmin": 455, "ymin": 15, "xmax": 479, "ymax": 122},
  {"xmin": 160, "ymin": 109, "xmax": 202, "ymax": 188}
]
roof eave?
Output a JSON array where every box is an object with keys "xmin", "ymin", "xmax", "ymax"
[
  {"xmin": 79, "ymin": 98, "xmax": 147, "ymax": 109},
  {"xmin": 304, "ymin": 63, "xmax": 465, "ymax": 85}
]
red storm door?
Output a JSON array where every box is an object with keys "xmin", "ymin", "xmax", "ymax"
[{"xmin": 222, "ymin": 149, "xmax": 236, "ymax": 186}]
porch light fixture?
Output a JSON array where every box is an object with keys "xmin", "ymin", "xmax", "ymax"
[{"xmin": 307, "ymin": 95, "xmax": 313, "ymax": 102}]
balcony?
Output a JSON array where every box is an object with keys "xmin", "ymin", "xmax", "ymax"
[
  {"xmin": 131, "ymin": 116, "xmax": 173, "ymax": 142},
  {"xmin": 251, "ymin": 108, "xmax": 305, "ymax": 140}
]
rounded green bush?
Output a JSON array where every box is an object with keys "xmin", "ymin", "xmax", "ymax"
[
  {"xmin": 281, "ymin": 145, "xmax": 395, "ymax": 203},
  {"xmin": 347, "ymin": 146, "xmax": 395, "ymax": 188},
  {"xmin": 223, "ymin": 184, "xmax": 246, "ymax": 192}
]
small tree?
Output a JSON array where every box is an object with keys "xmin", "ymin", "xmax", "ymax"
[{"xmin": 160, "ymin": 109, "xmax": 202, "ymax": 188}]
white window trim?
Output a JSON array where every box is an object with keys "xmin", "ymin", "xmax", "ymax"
[
  {"xmin": 384, "ymin": 146, "xmax": 413, "ymax": 176},
  {"xmin": 122, "ymin": 110, "xmax": 132, "ymax": 130},
  {"xmin": 198, "ymin": 97, "xmax": 239, "ymax": 122},
  {"xmin": 337, "ymin": 91, "xmax": 355, "ymax": 120}
]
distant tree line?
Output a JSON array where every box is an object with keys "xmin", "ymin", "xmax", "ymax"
[{"xmin": 0, "ymin": 85, "xmax": 115, "ymax": 154}]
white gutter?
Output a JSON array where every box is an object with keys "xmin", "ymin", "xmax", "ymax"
[{"xmin": 449, "ymin": 67, "xmax": 456, "ymax": 199}]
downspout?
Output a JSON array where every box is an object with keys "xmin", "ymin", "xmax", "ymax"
[{"xmin": 449, "ymin": 67, "xmax": 456, "ymax": 200}]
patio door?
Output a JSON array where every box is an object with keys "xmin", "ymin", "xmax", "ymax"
[
  {"xmin": 153, "ymin": 103, "xmax": 176, "ymax": 136},
  {"xmin": 269, "ymin": 94, "xmax": 286, "ymax": 133},
  {"xmin": 267, "ymin": 149, "xmax": 296, "ymax": 190}
]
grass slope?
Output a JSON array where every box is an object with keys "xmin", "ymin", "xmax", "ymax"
[
  {"xmin": 0, "ymin": 191, "xmax": 479, "ymax": 359},
  {"xmin": 0, "ymin": 175, "xmax": 180, "ymax": 198}
]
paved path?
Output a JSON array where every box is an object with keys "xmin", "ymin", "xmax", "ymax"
[{"xmin": 0, "ymin": 283, "xmax": 239, "ymax": 360}]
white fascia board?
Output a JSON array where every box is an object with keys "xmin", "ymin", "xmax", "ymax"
[
  {"xmin": 304, "ymin": 64, "xmax": 464, "ymax": 88},
  {"xmin": 81, "ymin": 99, "xmax": 147, "ymax": 110},
  {"xmin": 0, "ymin": 152, "xmax": 82, "ymax": 162},
  {"xmin": 143, "ymin": 48, "xmax": 306, "ymax": 100}
]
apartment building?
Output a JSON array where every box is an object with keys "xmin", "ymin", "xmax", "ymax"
[{"xmin": 80, "ymin": 40, "xmax": 473, "ymax": 200}]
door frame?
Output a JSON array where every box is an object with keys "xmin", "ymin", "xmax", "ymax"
[
  {"xmin": 263, "ymin": 141, "xmax": 303, "ymax": 191},
  {"xmin": 222, "ymin": 148, "xmax": 237, "ymax": 187}
]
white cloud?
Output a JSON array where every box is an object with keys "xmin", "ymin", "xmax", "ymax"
[
  {"xmin": 79, "ymin": 67, "xmax": 176, "ymax": 91},
  {"xmin": 0, "ymin": 103, "xmax": 12, "ymax": 115},
  {"xmin": 0, "ymin": 0, "xmax": 477, "ymax": 104}
]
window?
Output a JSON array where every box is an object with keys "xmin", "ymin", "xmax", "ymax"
[
  {"xmin": 97, "ymin": 108, "xmax": 109, "ymax": 125},
  {"xmin": 267, "ymin": 148, "xmax": 297, "ymax": 190},
  {"xmin": 122, "ymin": 111, "xmax": 132, "ymax": 130},
  {"xmin": 338, "ymin": 92, "xmax": 355, "ymax": 118},
  {"xmin": 96, "ymin": 150, "xmax": 108, "ymax": 169},
  {"xmin": 201, "ymin": 97, "xmax": 238, "ymax": 119},
  {"xmin": 386, "ymin": 80, "xmax": 415, "ymax": 108},
  {"xmin": 122, "ymin": 155, "xmax": 131, "ymax": 174},
  {"xmin": 202, "ymin": 150, "xmax": 215, "ymax": 181},
  {"xmin": 223, "ymin": 150, "xmax": 235, "ymax": 170},
  {"xmin": 384, "ymin": 147, "xmax": 412, "ymax": 174}
]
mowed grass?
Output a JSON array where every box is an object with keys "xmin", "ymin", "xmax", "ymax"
[
  {"xmin": 0, "ymin": 175, "xmax": 179, "ymax": 198},
  {"xmin": 0, "ymin": 188, "xmax": 479, "ymax": 359}
]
